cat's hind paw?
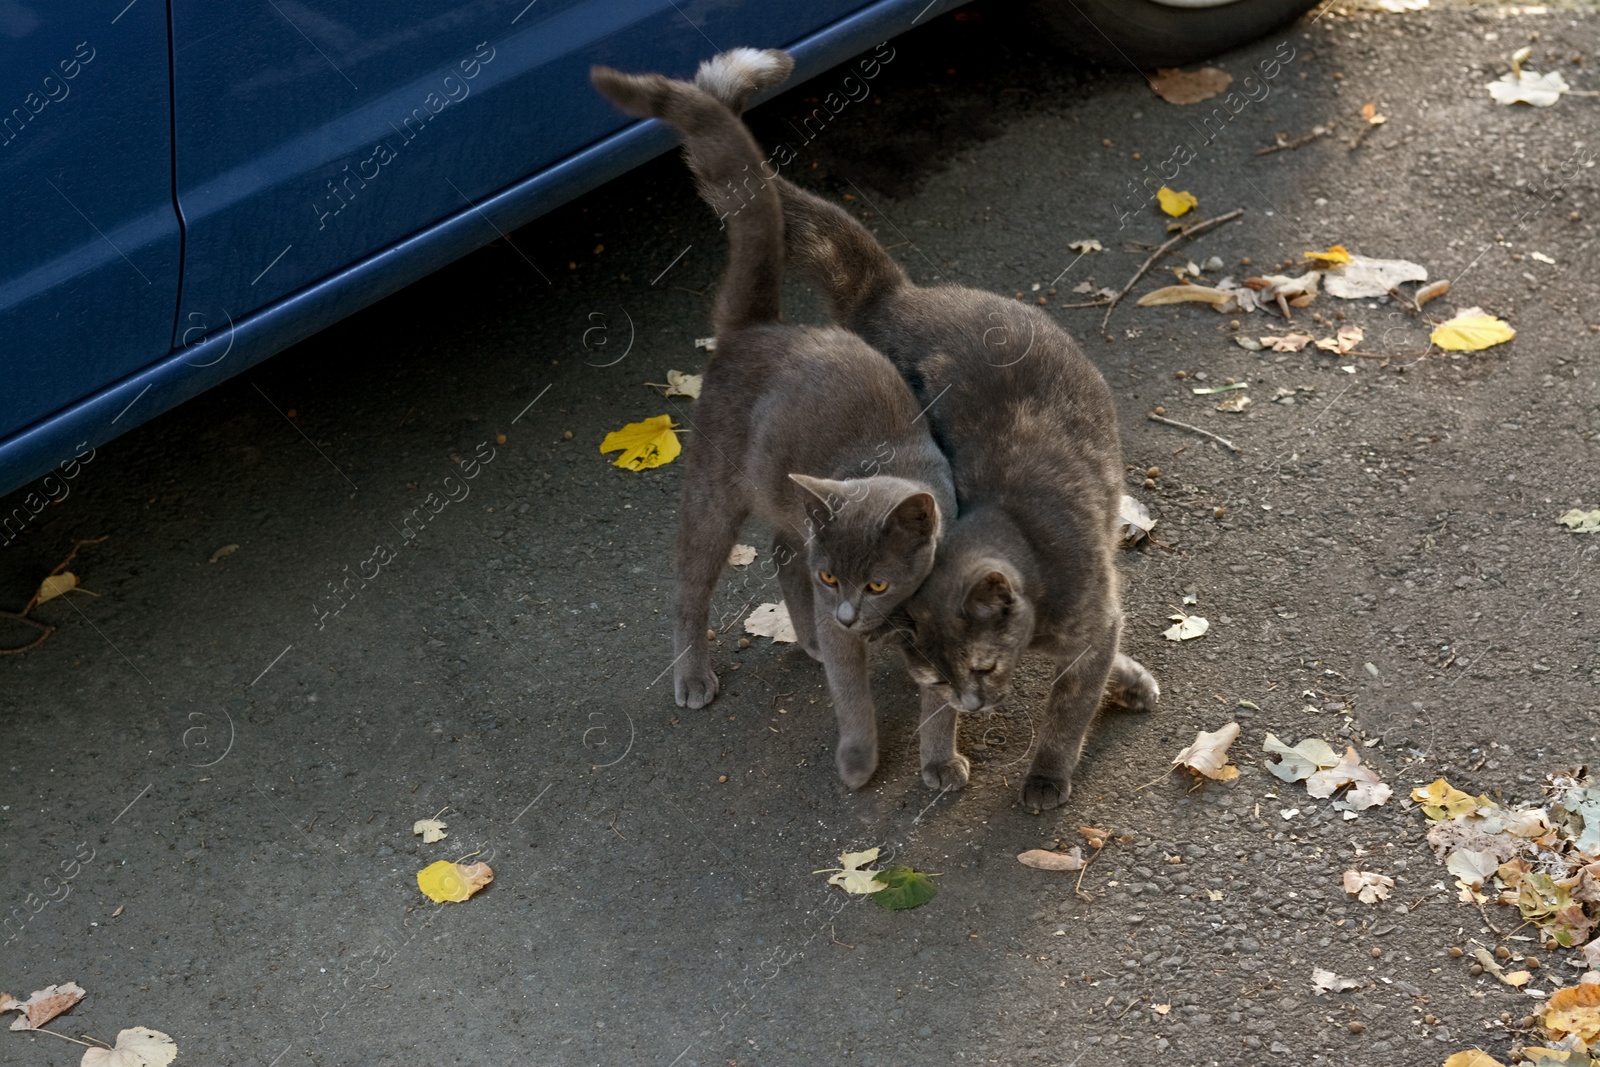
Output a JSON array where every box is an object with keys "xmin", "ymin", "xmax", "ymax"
[
  {"xmin": 921, "ymin": 754, "xmax": 971, "ymax": 792},
  {"xmin": 1104, "ymin": 653, "xmax": 1160, "ymax": 714},
  {"xmin": 835, "ymin": 740, "xmax": 879, "ymax": 790},
  {"xmin": 1021, "ymin": 773, "xmax": 1072, "ymax": 812}
]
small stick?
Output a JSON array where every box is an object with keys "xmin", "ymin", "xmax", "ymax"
[
  {"xmin": 1257, "ymin": 123, "xmax": 1335, "ymax": 156},
  {"xmin": 0, "ymin": 612, "xmax": 55, "ymax": 655},
  {"xmin": 1146, "ymin": 413, "xmax": 1241, "ymax": 454},
  {"xmin": 1056, "ymin": 299, "xmax": 1112, "ymax": 309},
  {"xmin": 25, "ymin": 1028, "xmax": 101, "ymax": 1049},
  {"xmin": 1101, "ymin": 209, "xmax": 1245, "ymax": 332},
  {"xmin": 1348, "ymin": 120, "xmax": 1383, "ymax": 152}
]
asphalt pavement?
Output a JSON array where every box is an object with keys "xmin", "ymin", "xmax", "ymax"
[{"xmin": 3, "ymin": 2, "xmax": 1599, "ymax": 1064}]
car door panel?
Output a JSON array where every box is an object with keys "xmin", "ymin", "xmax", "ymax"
[
  {"xmin": 0, "ymin": 2, "xmax": 182, "ymax": 441},
  {"xmin": 170, "ymin": 0, "xmax": 866, "ymax": 343}
]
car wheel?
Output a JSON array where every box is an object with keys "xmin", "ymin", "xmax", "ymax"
[{"xmin": 1030, "ymin": 0, "xmax": 1321, "ymax": 69}]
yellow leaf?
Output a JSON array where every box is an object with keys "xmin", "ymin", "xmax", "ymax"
[
  {"xmin": 1156, "ymin": 186, "xmax": 1198, "ymax": 217},
  {"xmin": 599, "ymin": 415, "xmax": 681, "ymax": 471},
  {"xmin": 1411, "ymin": 778, "xmax": 1486, "ymax": 819},
  {"xmin": 1432, "ymin": 312, "xmax": 1515, "ymax": 352},
  {"xmin": 815, "ymin": 847, "xmax": 886, "ymax": 894},
  {"xmin": 417, "ymin": 860, "xmax": 494, "ymax": 903},
  {"xmin": 1442, "ymin": 1053, "xmax": 1507, "ymax": 1067},
  {"xmin": 1544, "ymin": 983, "xmax": 1600, "ymax": 1046},
  {"xmin": 1304, "ymin": 244, "xmax": 1352, "ymax": 267},
  {"xmin": 411, "ymin": 818, "xmax": 448, "ymax": 843},
  {"xmin": 36, "ymin": 572, "xmax": 78, "ymax": 604}
]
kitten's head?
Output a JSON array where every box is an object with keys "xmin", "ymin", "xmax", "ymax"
[
  {"xmin": 789, "ymin": 473, "xmax": 942, "ymax": 634},
  {"xmin": 893, "ymin": 554, "xmax": 1035, "ymax": 712}
]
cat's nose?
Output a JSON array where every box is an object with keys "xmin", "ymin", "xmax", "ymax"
[{"xmin": 834, "ymin": 601, "xmax": 857, "ymax": 626}]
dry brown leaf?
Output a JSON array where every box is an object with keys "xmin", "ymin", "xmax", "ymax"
[
  {"xmin": 1544, "ymin": 983, "xmax": 1600, "ymax": 1045},
  {"xmin": 1079, "ymin": 825, "xmax": 1110, "ymax": 849},
  {"xmin": 744, "ymin": 602, "xmax": 797, "ymax": 643},
  {"xmin": 1172, "ymin": 722, "xmax": 1241, "ymax": 780},
  {"xmin": 1, "ymin": 981, "xmax": 86, "ymax": 1031},
  {"xmin": 727, "ymin": 544, "xmax": 757, "ymax": 567},
  {"xmin": 1018, "ymin": 847, "xmax": 1086, "ymax": 871},
  {"xmin": 36, "ymin": 572, "xmax": 79, "ymax": 605},
  {"xmin": 1149, "ymin": 66, "xmax": 1233, "ymax": 105},
  {"xmin": 1314, "ymin": 326, "xmax": 1364, "ymax": 354},
  {"xmin": 1136, "ymin": 285, "xmax": 1234, "ymax": 308},
  {"xmin": 79, "ymin": 1026, "xmax": 178, "ymax": 1067},
  {"xmin": 1342, "ymin": 869, "xmax": 1394, "ymax": 904},
  {"xmin": 1441, "ymin": 1053, "xmax": 1506, "ymax": 1067},
  {"xmin": 1260, "ymin": 333, "xmax": 1314, "ymax": 353}
]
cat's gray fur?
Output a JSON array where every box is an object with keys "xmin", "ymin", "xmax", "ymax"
[
  {"xmin": 694, "ymin": 50, "xmax": 1160, "ymax": 811},
  {"xmin": 591, "ymin": 52, "xmax": 957, "ymax": 790}
]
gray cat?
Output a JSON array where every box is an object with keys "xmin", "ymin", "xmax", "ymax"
[
  {"xmin": 591, "ymin": 51, "xmax": 957, "ymax": 790},
  {"xmin": 694, "ymin": 49, "xmax": 1159, "ymax": 811}
]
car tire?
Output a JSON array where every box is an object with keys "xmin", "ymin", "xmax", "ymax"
[{"xmin": 1030, "ymin": 0, "xmax": 1321, "ymax": 69}]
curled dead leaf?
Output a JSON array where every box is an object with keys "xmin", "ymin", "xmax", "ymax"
[
  {"xmin": 1149, "ymin": 66, "xmax": 1232, "ymax": 105},
  {"xmin": 1018, "ymin": 847, "xmax": 1086, "ymax": 871},
  {"xmin": 1, "ymin": 981, "xmax": 86, "ymax": 1030},
  {"xmin": 1172, "ymin": 722, "xmax": 1241, "ymax": 781}
]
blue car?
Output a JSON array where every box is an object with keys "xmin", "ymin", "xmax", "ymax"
[{"xmin": 0, "ymin": 0, "xmax": 1315, "ymax": 502}]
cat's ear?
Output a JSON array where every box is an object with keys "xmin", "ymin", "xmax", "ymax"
[
  {"xmin": 787, "ymin": 473, "xmax": 851, "ymax": 505},
  {"xmin": 885, "ymin": 491, "xmax": 939, "ymax": 544},
  {"xmin": 965, "ymin": 567, "xmax": 1015, "ymax": 620}
]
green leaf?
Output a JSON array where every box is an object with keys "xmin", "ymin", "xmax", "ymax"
[{"xmin": 871, "ymin": 865, "xmax": 936, "ymax": 911}]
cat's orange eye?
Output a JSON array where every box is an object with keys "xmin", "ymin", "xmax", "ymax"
[
  {"xmin": 867, "ymin": 580, "xmax": 889, "ymax": 594},
  {"xmin": 819, "ymin": 570, "xmax": 838, "ymax": 585}
]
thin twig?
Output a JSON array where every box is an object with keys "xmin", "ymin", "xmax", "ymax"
[
  {"xmin": 1348, "ymin": 120, "xmax": 1384, "ymax": 152},
  {"xmin": 1146, "ymin": 413, "xmax": 1241, "ymax": 454},
  {"xmin": 1257, "ymin": 123, "xmax": 1335, "ymax": 156},
  {"xmin": 1057, "ymin": 299, "xmax": 1112, "ymax": 309},
  {"xmin": 26, "ymin": 1027, "xmax": 100, "ymax": 1049},
  {"xmin": 1101, "ymin": 209, "xmax": 1245, "ymax": 332},
  {"xmin": 0, "ymin": 612, "xmax": 55, "ymax": 655}
]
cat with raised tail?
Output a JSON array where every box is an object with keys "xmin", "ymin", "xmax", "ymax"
[
  {"xmin": 591, "ymin": 51, "xmax": 957, "ymax": 791},
  {"xmin": 694, "ymin": 49, "xmax": 1160, "ymax": 812}
]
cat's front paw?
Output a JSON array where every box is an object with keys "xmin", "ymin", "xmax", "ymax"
[
  {"xmin": 921, "ymin": 754, "xmax": 970, "ymax": 791},
  {"xmin": 835, "ymin": 740, "xmax": 879, "ymax": 790},
  {"xmin": 1105, "ymin": 654, "xmax": 1160, "ymax": 714},
  {"xmin": 674, "ymin": 663, "xmax": 720, "ymax": 709},
  {"xmin": 1021, "ymin": 773, "xmax": 1072, "ymax": 812}
]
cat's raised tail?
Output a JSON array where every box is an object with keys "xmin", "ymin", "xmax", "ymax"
[{"xmin": 591, "ymin": 51, "xmax": 794, "ymax": 334}]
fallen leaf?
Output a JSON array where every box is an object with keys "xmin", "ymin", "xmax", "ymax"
[
  {"xmin": 693, "ymin": 336, "xmax": 717, "ymax": 351},
  {"xmin": 1215, "ymin": 394, "xmax": 1252, "ymax": 413},
  {"xmin": 1, "ymin": 982, "xmax": 86, "ymax": 1030},
  {"xmin": 1162, "ymin": 613, "xmax": 1208, "ymax": 642},
  {"xmin": 412, "ymin": 818, "xmax": 448, "ymax": 844},
  {"xmin": 1260, "ymin": 333, "xmax": 1314, "ymax": 353},
  {"xmin": 1416, "ymin": 279, "xmax": 1451, "ymax": 307},
  {"xmin": 1342, "ymin": 869, "xmax": 1394, "ymax": 904},
  {"xmin": 1018, "ymin": 847, "xmax": 1086, "ymax": 871},
  {"xmin": 36, "ymin": 572, "xmax": 79, "ymax": 604},
  {"xmin": 1263, "ymin": 734, "xmax": 1340, "ymax": 783},
  {"xmin": 1522, "ymin": 1049, "xmax": 1600, "ymax": 1066},
  {"xmin": 1442, "ymin": 1054, "xmax": 1507, "ymax": 1067},
  {"xmin": 1446, "ymin": 848, "xmax": 1502, "ymax": 889},
  {"xmin": 817, "ymin": 847, "xmax": 885, "ymax": 894},
  {"xmin": 646, "ymin": 370, "xmax": 703, "ymax": 399},
  {"xmin": 1306, "ymin": 747, "xmax": 1390, "ymax": 808},
  {"xmin": 1488, "ymin": 68, "xmax": 1569, "ymax": 107},
  {"xmin": 1172, "ymin": 722, "xmax": 1241, "ymax": 781},
  {"xmin": 1474, "ymin": 947, "xmax": 1532, "ymax": 988},
  {"xmin": 1558, "ymin": 509, "xmax": 1600, "ymax": 534},
  {"xmin": 1413, "ymin": 778, "xmax": 1490, "ymax": 820},
  {"xmin": 416, "ymin": 860, "xmax": 493, "ymax": 903},
  {"xmin": 1157, "ymin": 186, "xmax": 1198, "ymax": 217},
  {"xmin": 208, "ymin": 544, "xmax": 239, "ymax": 563},
  {"xmin": 1311, "ymin": 968, "xmax": 1363, "ymax": 995},
  {"xmin": 1432, "ymin": 309, "xmax": 1515, "ymax": 352},
  {"xmin": 1246, "ymin": 271, "xmax": 1320, "ymax": 314},
  {"xmin": 1119, "ymin": 495, "xmax": 1155, "ymax": 546},
  {"xmin": 1542, "ymin": 985, "xmax": 1600, "ymax": 1043},
  {"xmin": 1322, "ymin": 255, "xmax": 1429, "ymax": 299},
  {"xmin": 1314, "ymin": 326, "xmax": 1365, "ymax": 354},
  {"xmin": 1136, "ymin": 284, "xmax": 1234, "ymax": 307},
  {"xmin": 599, "ymin": 415, "xmax": 681, "ymax": 471},
  {"xmin": 80, "ymin": 1027, "xmax": 178, "ymax": 1067},
  {"xmin": 744, "ymin": 602, "xmax": 797, "ymax": 643},
  {"xmin": 1304, "ymin": 245, "xmax": 1353, "ymax": 267},
  {"xmin": 1234, "ymin": 336, "xmax": 1263, "ymax": 351},
  {"xmin": 872, "ymin": 865, "xmax": 937, "ymax": 910},
  {"xmin": 1079, "ymin": 825, "xmax": 1110, "ymax": 849},
  {"xmin": 1069, "ymin": 238, "xmax": 1103, "ymax": 253},
  {"xmin": 727, "ymin": 544, "xmax": 758, "ymax": 566},
  {"xmin": 1149, "ymin": 66, "xmax": 1232, "ymax": 105},
  {"xmin": 1206, "ymin": 888, "xmax": 1224, "ymax": 901}
]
